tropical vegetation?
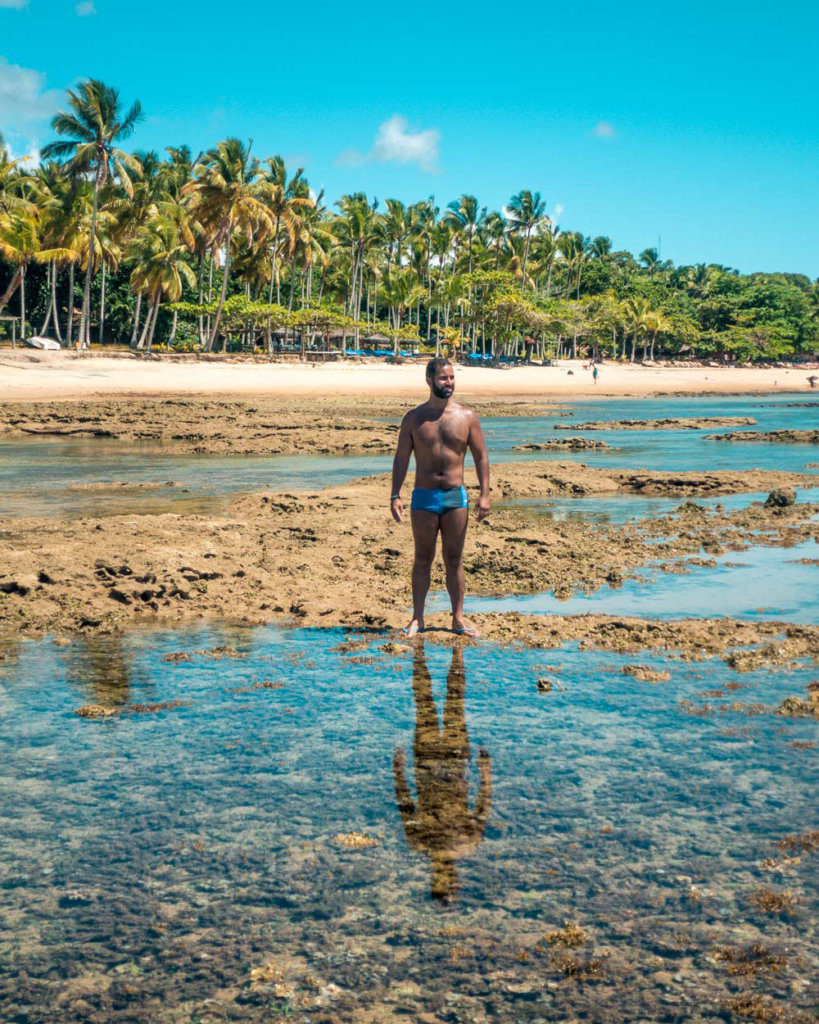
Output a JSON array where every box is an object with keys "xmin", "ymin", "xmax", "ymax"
[{"xmin": 1, "ymin": 80, "xmax": 817, "ymax": 363}]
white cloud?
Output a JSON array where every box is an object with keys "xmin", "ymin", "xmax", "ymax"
[
  {"xmin": 0, "ymin": 0, "xmax": 28, "ymax": 9},
  {"xmin": 551, "ymin": 203, "xmax": 564, "ymax": 224},
  {"xmin": 75, "ymin": 0, "xmax": 96, "ymax": 14},
  {"xmin": 0, "ymin": 58, "xmax": 62, "ymax": 159},
  {"xmin": 337, "ymin": 114, "xmax": 440, "ymax": 173},
  {"xmin": 592, "ymin": 121, "xmax": 617, "ymax": 139}
]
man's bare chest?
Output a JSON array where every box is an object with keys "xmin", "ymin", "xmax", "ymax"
[{"xmin": 413, "ymin": 416, "xmax": 468, "ymax": 451}]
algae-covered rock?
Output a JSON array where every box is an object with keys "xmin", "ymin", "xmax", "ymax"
[{"xmin": 765, "ymin": 487, "xmax": 796, "ymax": 507}]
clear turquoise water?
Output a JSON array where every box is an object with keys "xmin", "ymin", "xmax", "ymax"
[
  {"xmin": 447, "ymin": 539, "xmax": 819, "ymax": 623},
  {"xmin": 484, "ymin": 394, "xmax": 819, "ymax": 474},
  {"xmin": 1, "ymin": 396, "xmax": 818, "ymax": 1021},
  {"xmin": 1, "ymin": 625, "xmax": 817, "ymax": 1022},
  {"xmin": 1, "ymin": 396, "xmax": 816, "ymax": 519}
]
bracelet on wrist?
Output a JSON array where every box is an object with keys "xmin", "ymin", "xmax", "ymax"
[{"xmin": 391, "ymin": 494, "xmax": 400, "ymax": 500}]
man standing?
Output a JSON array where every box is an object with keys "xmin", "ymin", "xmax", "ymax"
[{"xmin": 390, "ymin": 357, "xmax": 490, "ymax": 637}]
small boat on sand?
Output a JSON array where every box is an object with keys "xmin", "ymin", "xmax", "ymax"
[{"xmin": 24, "ymin": 337, "xmax": 61, "ymax": 351}]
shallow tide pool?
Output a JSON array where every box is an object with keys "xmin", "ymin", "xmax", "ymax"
[{"xmin": 1, "ymin": 624, "xmax": 817, "ymax": 1022}]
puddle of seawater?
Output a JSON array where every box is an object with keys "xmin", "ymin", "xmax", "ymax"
[
  {"xmin": 484, "ymin": 394, "xmax": 819, "ymax": 474},
  {"xmin": 1, "ymin": 396, "xmax": 816, "ymax": 518},
  {"xmin": 0, "ymin": 436, "xmax": 391, "ymax": 517},
  {"xmin": 497, "ymin": 488, "xmax": 819, "ymax": 525},
  {"xmin": 0, "ymin": 623, "xmax": 817, "ymax": 1022},
  {"xmin": 447, "ymin": 539, "xmax": 819, "ymax": 623}
]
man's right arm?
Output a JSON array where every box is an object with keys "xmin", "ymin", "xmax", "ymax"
[{"xmin": 390, "ymin": 414, "xmax": 413, "ymax": 523}]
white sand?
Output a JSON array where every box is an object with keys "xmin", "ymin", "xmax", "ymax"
[{"xmin": 0, "ymin": 350, "xmax": 815, "ymax": 401}]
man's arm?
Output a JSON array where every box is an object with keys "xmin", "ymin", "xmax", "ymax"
[
  {"xmin": 467, "ymin": 413, "xmax": 490, "ymax": 521},
  {"xmin": 390, "ymin": 414, "xmax": 414, "ymax": 523}
]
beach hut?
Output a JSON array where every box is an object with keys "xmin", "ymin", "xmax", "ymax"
[{"xmin": 0, "ymin": 314, "xmax": 20, "ymax": 348}]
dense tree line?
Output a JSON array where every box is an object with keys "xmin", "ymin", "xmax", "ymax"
[{"xmin": 1, "ymin": 80, "xmax": 817, "ymax": 363}]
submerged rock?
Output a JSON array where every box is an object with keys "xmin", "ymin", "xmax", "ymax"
[
  {"xmin": 621, "ymin": 664, "xmax": 672, "ymax": 683},
  {"xmin": 75, "ymin": 704, "xmax": 120, "ymax": 718},
  {"xmin": 765, "ymin": 487, "xmax": 796, "ymax": 507}
]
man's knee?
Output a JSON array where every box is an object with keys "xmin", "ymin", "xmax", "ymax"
[
  {"xmin": 442, "ymin": 550, "xmax": 463, "ymax": 572},
  {"xmin": 413, "ymin": 552, "xmax": 435, "ymax": 571}
]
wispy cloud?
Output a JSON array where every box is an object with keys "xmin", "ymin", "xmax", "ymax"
[
  {"xmin": 337, "ymin": 114, "xmax": 440, "ymax": 173},
  {"xmin": 75, "ymin": 0, "xmax": 96, "ymax": 14},
  {"xmin": 0, "ymin": 58, "xmax": 62, "ymax": 157},
  {"xmin": 592, "ymin": 121, "xmax": 617, "ymax": 139},
  {"xmin": 0, "ymin": 0, "xmax": 28, "ymax": 9}
]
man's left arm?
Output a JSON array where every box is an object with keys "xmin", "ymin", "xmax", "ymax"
[{"xmin": 467, "ymin": 413, "xmax": 490, "ymax": 521}]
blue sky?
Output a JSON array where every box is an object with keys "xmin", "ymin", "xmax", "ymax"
[{"xmin": 2, "ymin": 0, "xmax": 817, "ymax": 276}]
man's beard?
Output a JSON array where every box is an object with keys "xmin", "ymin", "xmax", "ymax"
[{"xmin": 432, "ymin": 382, "xmax": 454, "ymax": 399}]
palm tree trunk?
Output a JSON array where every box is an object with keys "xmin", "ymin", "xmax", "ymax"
[
  {"xmin": 79, "ymin": 163, "xmax": 102, "ymax": 348},
  {"xmin": 20, "ymin": 265, "xmax": 26, "ymax": 340},
  {"xmin": 67, "ymin": 263, "xmax": 75, "ymax": 346},
  {"xmin": 98, "ymin": 260, "xmax": 107, "ymax": 345},
  {"xmin": 40, "ymin": 263, "xmax": 54, "ymax": 335},
  {"xmin": 208, "ymin": 228, "xmax": 233, "ymax": 349},
  {"xmin": 146, "ymin": 297, "xmax": 161, "ymax": 350},
  {"xmin": 136, "ymin": 295, "xmax": 151, "ymax": 349},
  {"xmin": 196, "ymin": 250, "xmax": 205, "ymax": 347},
  {"xmin": 130, "ymin": 292, "xmax": 142, "ymax": 348},
  {"xmin": 50, "ymin": 262, "xmax": 63, "ymax": 342},
  {"xmin": 630, "ymin": 330, "xmax": 638, "ymax": 363},
  {"xmin": 168, "ymin": 308, "xmax": 179, "ymax": 346}
]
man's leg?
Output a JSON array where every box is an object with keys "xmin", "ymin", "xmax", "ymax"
[
  {"xmin": 440, "ymin": 508, "xmax": 476, "ymax": 634},
  {"xmin": 405, "ymin": 510, "xmax": 439, "ymax": 636}
]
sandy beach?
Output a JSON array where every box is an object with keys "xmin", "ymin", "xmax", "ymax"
[{"xmin": 1, "ymin": 349, "xmax": 816, "ymax": 401}]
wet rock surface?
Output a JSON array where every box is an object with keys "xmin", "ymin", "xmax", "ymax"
[
  {"xmin": 1, "ymin": 460, "xmax": 817, "ymax": 637},
  {"xmin": 514, "ymin": 437, "xmax": 611, "ymax": 450},
  {"xmin": 706, "ymin": 430, "xmax": 819, "ymax": 444},
  {"xmin": 0, "ymin": 396, "xmax": 562, "ymax": 457},
  {"xmin": 553, "ymin": 416, "xmax": 758, "ymax": 431}
]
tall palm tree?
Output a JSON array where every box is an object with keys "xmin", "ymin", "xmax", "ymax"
[
  {"xmin": 42, "ymin": 79, "xmax": 142, "ymax": 347},
  {"xmin": 333, "ymin": 193, "xmax": 378, "ymax": 321},
  {"xmin": 445, "ymin": 195, "xmax": 484, "ymax": 276},
  {"xmin": 129, "ymin": 214, "xmax": 196, "ymax": 350},
  {"xmin": 260, "ymin": 156, "xmax": 313, "ymax": 305},
  {"xmin": 506, "ymin": 190, "xmax": 548, "ymax": 287},
  {"xmin": 623, "ymin": 296, "xmax": 652, "ymax": 362},
  {"xmin": 184, "ymin": 138, "xmax": 273, "ymax": 349},
  {"xmin": 0, "ymin": 206, "xmax": 73, "ymax": 341}
]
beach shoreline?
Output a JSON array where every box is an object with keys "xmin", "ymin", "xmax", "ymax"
[{"xmin": 1, "ymin": 350, "xmax": 816, "ymax": 401}]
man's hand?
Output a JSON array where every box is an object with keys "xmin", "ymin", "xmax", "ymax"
[
  {"xmin": 390, "ymin": 496, "xmax": 404, "ymax": 523},
  {"xmin": 475, "ymin": 494, "xmax": 490, "ymax": 522}
]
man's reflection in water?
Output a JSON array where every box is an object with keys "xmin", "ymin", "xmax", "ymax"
[{"xmin": 394, "ymin": 642, "xmax": 492, "ymax": 902}]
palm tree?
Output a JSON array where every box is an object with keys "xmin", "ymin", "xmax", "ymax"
[
  {"xmin": 129, "ymin": 215, "xmax": 196, "ymax": 350},
  {"xmin": 506, "ymin": 190, "xmax": 548, "ymax": 287},
  {"xmin": 260, "ymin": 156, "xmax": 313, "ymax": 305},
  {"xmin": 0, "ymin": 206, "xmax": 74, "ymax": 341},
  {"xmin": 445, "ymin": 195, "xmax": 484, "ymax": 275},
  {"xmin": 381, "ymin": 269, "xmax": 425, "ymax": 352},
  {"xmin": 184, "ymin": 138, "xmax": 273, "ymax": 349},
  {"xmin": 42, "ymin": 79, "xmax": 142, "ymax": 347},
  {"xmin": 589, "ymin": 236, "xmax": 612, "ymax": 260},
  {"xmin": 333, "ymin": 193, "xmax": 378, "ymax": 321},
  {"xmin": 623, "ymin": 296, "xmax": 652, "ymax": 362}
]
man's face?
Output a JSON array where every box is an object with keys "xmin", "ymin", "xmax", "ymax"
[{"xmin": 429, "ymin": 365, "xmax": 455, "ymax": 399}]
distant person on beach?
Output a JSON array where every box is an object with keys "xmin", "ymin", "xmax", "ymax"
[
  {"xmin": 592, "ymin": 366, "xmax": 599, "ymax": 384},
  {"xmin": 390, "ymin": 357, "xmax": 490, "ymax": 638},
  {"xmin": 808, "ymin": 375, "xmax": 818, "ymax": 389}
]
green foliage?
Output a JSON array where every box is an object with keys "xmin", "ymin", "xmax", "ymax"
[{"xmin": 1, "ymin": 81, "xmax": 816, "ymax": 359}]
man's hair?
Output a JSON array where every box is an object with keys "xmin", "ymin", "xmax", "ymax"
[{"xmin": 426, "ymin": 356, "xmax": 453, "ymax": 378}]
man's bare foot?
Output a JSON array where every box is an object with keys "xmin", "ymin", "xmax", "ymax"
[
  {"xmin": 452, "ymin": 619, "xmax": 480, "ymax": 638},
  {"xmin": 401, "ymin": 618, "xmax": 424, "ymax": 638}
]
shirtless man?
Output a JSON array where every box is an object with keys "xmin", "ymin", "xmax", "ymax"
[{"xmin": 390, "ymin": 358, "xmax": 490, "ymax": 637}]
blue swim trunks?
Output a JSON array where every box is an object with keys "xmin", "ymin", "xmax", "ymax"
[{"xmin": 410, "ymin": 485, "xmax": 469, "ymax": 515}]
